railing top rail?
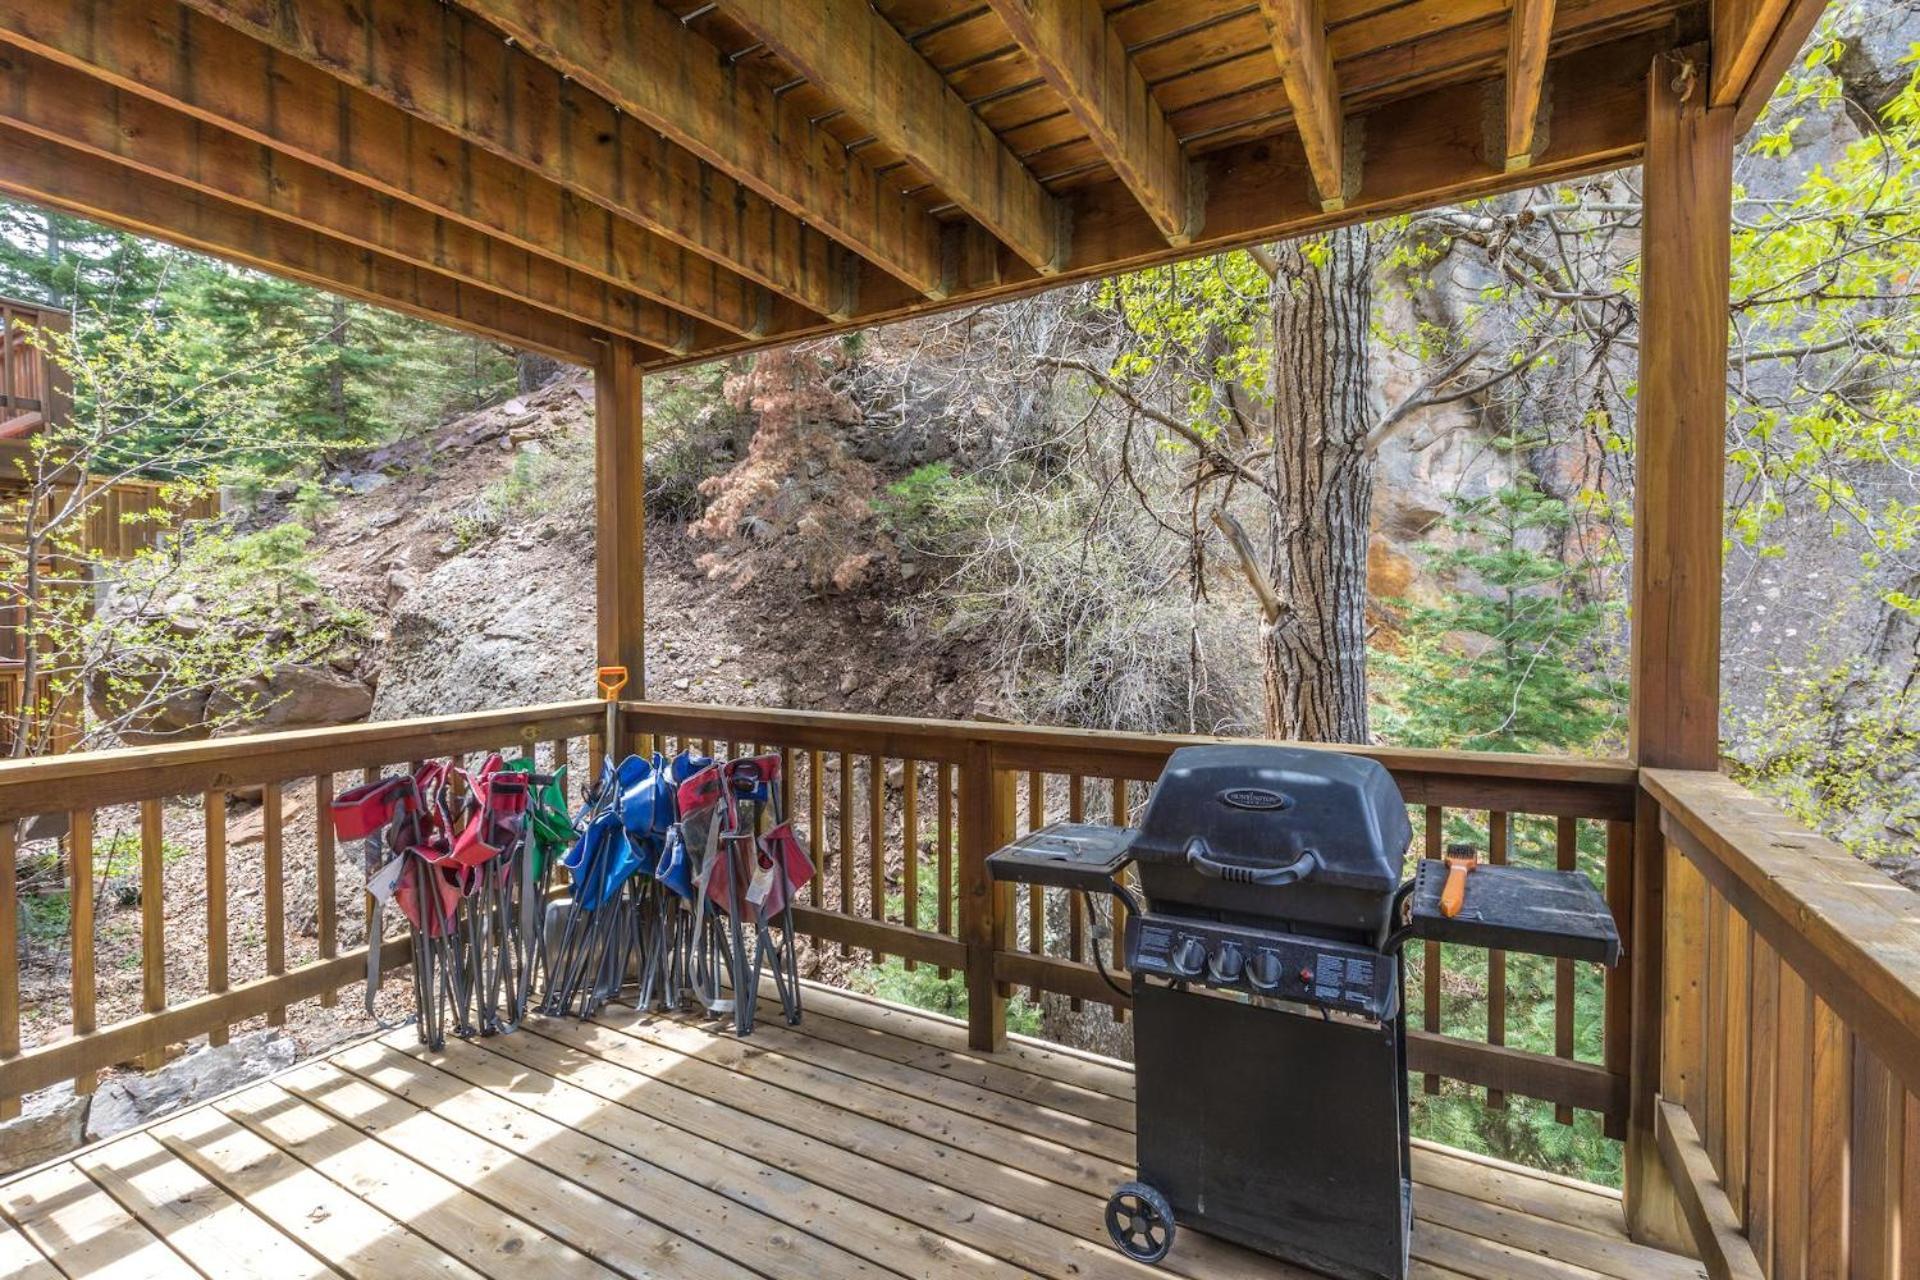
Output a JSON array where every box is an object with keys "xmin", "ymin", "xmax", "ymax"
[
  {"xmin": 0, "ymin": 699, "xmax": 602, "ymax": 821},
  {"xmin": 0, "ymin": 296, "xmax": 68, "ymax": 323},
  {"xmin": 1644, "ymin": 767, "xmax": 1920, "ymax": 1091},
  {"xmin": 624, "ymin": 699, "xmax": 1636, "ymax": 781},
  {"xmin": 626, "ymin": 702, "xmax": 1637, "ymax": 819}
]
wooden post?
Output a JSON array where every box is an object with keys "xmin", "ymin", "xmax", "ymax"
[
  {"xmin": 1625, "ymin": 47, "xmax": 1733, "ymax": 1253},
  {"xmin": 958, "ymin": 740, "xmax": 1013, "ymax": 1052},
  {"xmin": 595, "ymin": 340, "xmax": 647, "ymax": 753}
]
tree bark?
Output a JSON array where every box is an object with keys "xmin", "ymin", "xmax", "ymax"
[{"xmin": 1262, "ymin": 225, "xmax": 1375, "ymax": 744}]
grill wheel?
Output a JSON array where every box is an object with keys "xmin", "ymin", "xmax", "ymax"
[{"xmin": 1105, "ymin": 1180, "xmax": 1175, "ymax": 1265}]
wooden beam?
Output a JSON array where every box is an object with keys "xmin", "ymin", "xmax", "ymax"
[
  {"xmin": 1710, "ymin": 0, "xmax": 1794, "ymax": 109},
  {"xmin": 1626, "ymin": 45, "xmax": 1734, "ymax": 1255},
  {"xmin": 0, "ymin": 127, "xmax": 608, "ymax": 363},
  {"xmin": 0, "ymin": 0, "xmax": 780, "ymax": 340},
  {"xmin": 594, "ymin": 342, "xmax": 646, "ymax": 695},
  {"xmin": 0, "ymin": 47, "xmax": 711, "ymax": 354},
  {"xmin": 1725, "ymin": 0, "xmax": 1830, "ymax": 133},
  {"xmin": 1507, "ymin": 0, "xmax": 1559, "ymax": 169},
  {"xmin": 982, "ymin": 0, "xmax": 1195, "ymax": 245},
  {"xmin": 391, "ymin": 0, "xmax": 947, "ymax": 300},
  {"xmin": 719, "ymin": 0, "xmax": 1066, "ymax": 274},
  {"xmin": 654, "ymin": 30, "xmax": 1660, "ymax": 370},
  {"xmin": 1258, "ymin": 0, "xmax": 1350, "ymax": 211}
]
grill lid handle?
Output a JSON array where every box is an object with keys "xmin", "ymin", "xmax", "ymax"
[{"xmin": 1184, "ymin": 843, "xmax": 1320, "ymax": 886}]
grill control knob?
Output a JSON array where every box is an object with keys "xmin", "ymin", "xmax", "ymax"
[
  {"xmin": 1169, "ymin": 936, "xmax": 1207, "ymax": 978},
  {"xmin": 1247, "ymin": 950, "xmax": 1283, "ymax": 991},
  {"xmin": 1207, "ymin": 941, "xmax": 1246, "ymax": 984}
]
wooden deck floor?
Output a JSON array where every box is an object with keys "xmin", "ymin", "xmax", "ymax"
[{"xmin": 0, "ymin": 983, "xmax": 1702, "ymax": 1280}]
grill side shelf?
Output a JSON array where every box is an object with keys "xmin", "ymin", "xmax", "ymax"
[
  {"xmin": 986, "ymin": 821, "xmax": 1137, "ymax": 893},
  {"xmin": 1408, "ymin": 861, "xmax": 1621, "ymax": 966}
]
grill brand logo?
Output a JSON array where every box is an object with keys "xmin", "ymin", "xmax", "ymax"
[{"xmin": 1217, "ymin": 787, "xmax": 1291, "ymax": 812}]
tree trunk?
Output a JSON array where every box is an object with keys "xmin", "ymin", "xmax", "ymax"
[{"xmin": 1262, "ymin": 225, "xmax": 1374, "ymax": 744}]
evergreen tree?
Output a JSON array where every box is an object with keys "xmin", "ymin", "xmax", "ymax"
[{"xmin": 1378, "ymin": 471, "xmax": 1622, "ymax": 754}]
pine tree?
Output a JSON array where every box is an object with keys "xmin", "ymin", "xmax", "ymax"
[{"xmin": 1378, "ymin": 472, "xmax": 1622, "ymax": 754}]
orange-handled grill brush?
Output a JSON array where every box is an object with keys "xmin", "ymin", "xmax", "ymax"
[{"xmin": 1439, "ymin": 842, "xmax": 1478, "ymax": 919}]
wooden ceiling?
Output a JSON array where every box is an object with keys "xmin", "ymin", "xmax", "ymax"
[{"xmin": 0, "ymin": 0, "xmax": 1823, "ymax": 370}]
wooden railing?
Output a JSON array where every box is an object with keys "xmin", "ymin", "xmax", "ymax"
[
  {"xmin": 1644, "ymin": 769, "xmax": 1919, "ymax": 1278},
  {"xmin": 624, "ymin": 701, "xmax": 1638, "ymax": 1135},
  {"xmin": 0, "ymin": 700, "xmax": 603, "ymax": 1117},
  {"xmin": 0, "ymin": 298, "xmax": 67, "ymax": 439},
  {"xmin": 0, "ymin": 697, "xmax": 1641, "ymax": 1137}
]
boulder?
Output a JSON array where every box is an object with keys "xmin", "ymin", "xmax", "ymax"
[
  {"xmin": 207, "ymin": 663, "xmax": 374, "ymax": 732},
  {"xmin": 86, "ymin": 1030, "xmax": 296, "ymax": 1142},
  {"xmin": 0, "ymin": 1087, "xmax": 87, "ymax": 1176}
]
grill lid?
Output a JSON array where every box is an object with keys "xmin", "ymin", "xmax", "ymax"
[{"xmin": 1130, "ymin": 745, "xmax": 1411, "ymax": 897}]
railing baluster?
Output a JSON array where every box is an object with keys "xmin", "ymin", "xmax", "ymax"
[
  {"xmin": 1026, "ymin": 770, "xmax": 1042, "ymax": 1002},
  {"xmin": 1110, "ymin": 778, "xmax": 1127, "ymax": 1026},
  {"xmin": 1748, "ymin": 937, "xmax": 1780, "ymax": 1266},
  {"xmin": 1772, "ymin": 963, "xmax": 1812, "ymax": 1275},
  {"xmin": 1721, "ymin": 906, "xmax": 1752, "ymax": 1222},
  {"xmin": 807, "ymin": 749, "xmax": 824, "ymax": 965},
  {"xmin": 1067, "ymin": 773, "xmax": 1084, "ymax": 1012},
  {"xmin": 205, "ymin": 792, "xmax": 229, "ymax": 1048},
  {"xmin": 1846, "ymin": 1045, "xmax": 1903, "ymax": 1277},
  {"xmin": 1808, "ymin": 995, "xmax": 1851, "ymax": 1275},
  {"xmin": 69, "ymin": 809, "xmax": 95, "ymax": 1093},
  {"xmin": 867, "ymin": 753, "xmax": 883, "ymax": 962},
  {"xmin": 316, "ymin": 774, "xmax": 338, "ymax": 1009},
  {"xmin": 263, "ymin": 783, "xmax": 286, "ymax": 1027},
  {"xmin": 901, "ymin": 759, "xmax": 918, "ymax": 972},
  {"xmin": 1486, "ymin": 809, "xmax": 1507, "ymax": 1109},
  {"xmin": 937, "ymin": 762, "xmax": 953, "ymax": 980},
  {"xmin": 139, "ymin": 798, "xmax": 166, "ymax": 1068},
  {"xmin": 0, "ymin": 818, "xmax": 17, "ymax": 1118},
  {"xmin": 837, "ymin": 751, "xmax": 853, "ymax": 959},
  {"xmin": 1555, "ymin": 815, "xmax": 1577, "ymax": 1124},
  {"xmin": 1422, "ymin": 804, "xmax": 1442, "ymax": 1095},
  {"xmin": 1603, "ymin": 817, "xmax": 1632, "ymax": 1139}
]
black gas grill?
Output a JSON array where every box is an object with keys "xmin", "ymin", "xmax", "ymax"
[{"xmin": 988, "ymin": 744, "xmax": 1619, "ymax": 1280}]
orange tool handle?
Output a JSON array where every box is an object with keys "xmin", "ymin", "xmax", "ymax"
[
  {"xmin": 596, "ymin": 666, "xmax": 630, "ymax": 700},
  {"xmin": 1439, "ymin": 852, "xmax": 1476, "ymax": 919}
]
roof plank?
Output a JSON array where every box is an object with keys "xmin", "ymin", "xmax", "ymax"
[
  {"xmin": 1257, "ymin": 0, "xmax": 1350, "ymax": 210},
  {"xmin": 983, "ymin": 0, "xmax": 1199, "ymax": 245},
  {"xmin": 454, "ymin": 0, "xmax": 950, "ymax": 299},
  {"xmin": 0, "ymin": 0, "xmax": 776, "ymax": 338},
  {"xmin": 717, "ymin": 0, "xmax": 1066, "ymax": 275},
  {"xmin": 0, "ymin": 127, "xmax": 609, "ymax": 362},
  {"xmin": 163, "ymin": 0, "xmax": 856, "ymax": 318},
  {"xmin": 0, "ymin": 46, "xmax": 712, "ymax": 353},
  {"xmin": 1709, "ymin": 0, "xmax": 1792, "ymax": 108},
  {"xmin": 1507, "ymin": 0, "xmax": 1558, "ymax": 169}
]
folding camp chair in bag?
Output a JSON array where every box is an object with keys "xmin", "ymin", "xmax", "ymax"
[{"xmin": 702, "ymin": 755, "xmax": 813, "ymax": 1033}]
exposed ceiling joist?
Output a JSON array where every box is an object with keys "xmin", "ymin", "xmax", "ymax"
[
  {"xmin": 1710, "ymin": 0, "xmax": 1793, "ymax": 107},
  {"xmin": 162, "ymin": 0, "xmax": 857, "ymax": 319},
  {"xmin": 0, "ymin": 127, "xmax": 608, "ymax": 362},
  {"xmin": 454, "ymin": 0, "xmax": 950, "ymax": 300},
  {"xmin": 1506, "ymin": 0, "xmax": 1558, "ymax": 170},
  {"xmin": 0, "ymin": 0, "xmax": 777, "ymax": 340},
  {"xmin": 717, "ymin": 0, "xmax": 1068, "ymax": 276},
  {"xmin": 1257, "ymin": 0, "xmax": 1349, "ymax": 212},
  {"xmin": 0, "ymin": 48, "xmax": 711, "ymax": 354},
  {"xmin": 984, "ymin": 0, "xmax": 1198, "ymax": 246}
]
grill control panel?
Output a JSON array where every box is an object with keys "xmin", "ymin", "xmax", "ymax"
[{"xmin": 1125, "ymin": 913, "xmax": 1397, "ymax": 1021}]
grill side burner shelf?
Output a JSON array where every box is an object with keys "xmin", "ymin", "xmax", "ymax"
[{"xmin": 985, "ymin": 746, "xmax": 1620, "ymax": 1280}]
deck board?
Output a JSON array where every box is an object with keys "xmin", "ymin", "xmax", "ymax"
[{"xmin": 0, "ymin": 986, "xmax": 1704, "ymax": 1280}]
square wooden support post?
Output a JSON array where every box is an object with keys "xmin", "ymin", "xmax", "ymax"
[
  {"xmin": 595, "ymin": 339, "xmax": 647, "ymax": 756},
  {"xmin": 1624, "ymin": 47, "xmax": 1734, "ymax": 1255},
  {"xmin": 958, "ymin": 741, "xmax": 1015, "ymax": 1052}
]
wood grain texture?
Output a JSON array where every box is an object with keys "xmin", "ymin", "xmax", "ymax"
[
  {"xmin": 1507, "ymin": 0, "xmax": 1558, "ymax": 167},
  {"xmin": 985, "ymin": 0, "xmax": 1196, "ymax": 243},
  {"xmin": 722, "ymin": 0, "xmax": 1065, "ymax": 272},
  {"xmin": 593, "ymin": 343, "xmax": 647, "ymax": 695},
  {"xmin": 1258, "ymin": 0, "xmax": 1349, "ymax": 209}
]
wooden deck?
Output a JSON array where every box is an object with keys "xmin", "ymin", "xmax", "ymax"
[{"xmin": 0, "ymin": 983, "xmax": 1701, "ymax": 1280}]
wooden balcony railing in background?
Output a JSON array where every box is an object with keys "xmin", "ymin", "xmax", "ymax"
[
  {"xmin": 0, "ymin": 700, "xmax": 604, "ymax": 1117},
  {"xmin": 1644, "ymin": 768, "xmax": 1920, "ymax": 1279},
  {"xmin": 0, "ymin": 299, "xmax": 67, "ymax": 441}
]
